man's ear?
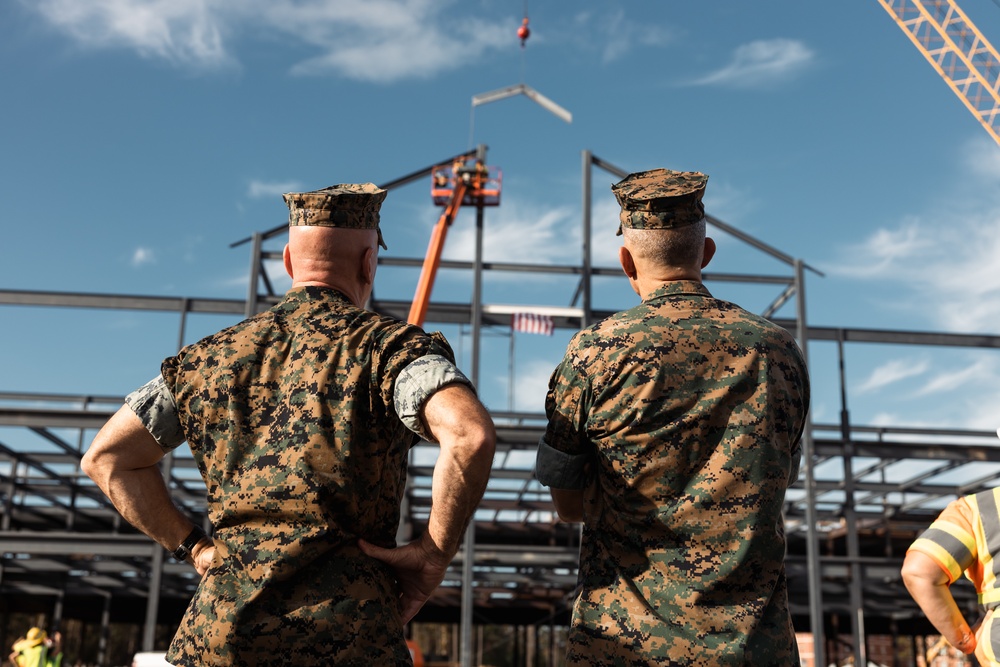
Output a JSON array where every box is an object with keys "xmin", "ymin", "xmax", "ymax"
[
  {"xmin": 701, "ymin": 237, "xmax": 716, "ymax": 269},
  {"xmin": 283, "ymin": 244, "xmax": 293, "ymax": 279},
  {"xmin": 361, "ymin": 246, "xmax": 377, "ymax": 285},
  {"xmin": 619, "ymin": 246, "xmax": 637, "ymax": 280}
]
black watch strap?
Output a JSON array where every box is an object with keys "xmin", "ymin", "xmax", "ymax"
[{"xmin": 172, "ymin": 525, "xmax": 207, "ymax": 562}]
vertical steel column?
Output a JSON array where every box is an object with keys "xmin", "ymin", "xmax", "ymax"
[
  {"xmin": 837, "ymin": 333, "xmax": 867, "ymax": 666},
  {"xmin": 245, "ymin": 232, "xmax": 263, "ymax": 319},
  {"xmin": 142, "ymin": 299, "xmax": 191, "ymax": 651},
  {"xmin": 68, "ymin": 397, "xmax": 91, "ymax": 531},
  {"xmin": 460, "ymin": 202, "xmax": 485, "ymax": 667},
  {"xmin": 97, "ymin": 591, "xmax": 112, "ymax": 666},
  {"xmin": 143, "ymin": 473, "xmax": 169, "ymax": 650},
  {"xmin": 3, "ymin": 461, "xmax": 18, "ymax": 531},
  {"xmin": 52, "ymin": 588, "xmax": 64, "ymax": 632},
  {"xmin": 508, "ymin": 331, "xmax": 515, "ymax": 412},
  {"xmin": 177, "ymin": 298, "xmax": 189, "ymax": 350},
  {"xmin": 581, "ymin": 150, "xmax": 593, "ymax": 328},
  {"xmin": 795, "ymin": 259, "xmax": 825, "ymax": 667}
]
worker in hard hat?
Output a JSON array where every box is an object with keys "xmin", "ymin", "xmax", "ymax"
[{"xmin": 9, "ymin": 627, "xmax": 48, "ymax": 667}]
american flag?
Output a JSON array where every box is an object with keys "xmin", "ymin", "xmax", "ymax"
[{"xmin": 512, "ymin": 312, "xmax": 554, "ymax": 336}]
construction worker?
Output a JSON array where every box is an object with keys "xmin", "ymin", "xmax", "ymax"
[
  {"xmin": 472, "ymin": 159, "xmax": 488, "ymax": 190},
  {"xmin": 450, "ymin": 157, "xmax": 465, "ymax": 186},
  {"xmin": 902, "ymin": 486, "xmax": 1000, "ymax": 664},
  {"xmin": 9, "ymin": 628, "xmax": 48, "ymax": 667}
]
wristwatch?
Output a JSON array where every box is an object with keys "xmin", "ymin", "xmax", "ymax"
[{"xmin": 171, "ymin": 525, "xmax": 207, "ymax": 562}]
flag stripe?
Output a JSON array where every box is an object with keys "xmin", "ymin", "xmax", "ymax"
[{"xmin": 512, "ymin": 313, "xmax": 554, "ymax": 336}]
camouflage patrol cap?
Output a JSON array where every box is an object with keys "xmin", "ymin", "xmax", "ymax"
[
  {"xmin": 283, "ymin": 183, "xmax": 389, "ymax": 249},
  {"xmin": 611, "ymin": 168, "xmax": 708, "ymax": 235}
]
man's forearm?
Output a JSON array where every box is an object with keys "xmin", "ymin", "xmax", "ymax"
[
  {"xmin": 902, "ymin": 551, "xmax": 976, "ymax": 653},
  {"xmin": 82, "ymin": 406, "xmax": 198, "ymax": 559},
  {"xmin": 421, "ymin": 384, "xmax": 496, "ymax": 559},
  {"xmin": 550, "ymin": 488, "xmax": 584, "ymax": 523},
  {"xmin": 907, "ymin": 578, "xmax": 975, "ymax": 651},
  {"xmin": 104, "ymin": 464, "xmax": 194, "ymax": 553},
  {"xmin": 425, "ymin": 438, "xmax": 493, "ymax": 558}
]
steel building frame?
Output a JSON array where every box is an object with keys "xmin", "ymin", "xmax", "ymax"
[{"xmin": 1, "ymin": 150, "xmax": 998, "ymax": 666}]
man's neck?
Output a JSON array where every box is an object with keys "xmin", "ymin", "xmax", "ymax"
[
  {"xmin": 290, "ymin": 279, "xmax": 367, "ymax": 308},
  {"xmin": 633, "ymin": 269, "xmax": 701, "ymax": 301}
]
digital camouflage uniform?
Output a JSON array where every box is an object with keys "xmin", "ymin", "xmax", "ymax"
[
  {"xmin": 125, "ymin": 184, "xmax": 471, "ymax": 666},
  {"xmin": 536, "ymin": 169, "xmax": 809, "ymax": 666}
]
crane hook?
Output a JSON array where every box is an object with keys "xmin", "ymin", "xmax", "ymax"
[{"xmin": 517, "ymin": 17, "xmax": 530, "ymax": 48}]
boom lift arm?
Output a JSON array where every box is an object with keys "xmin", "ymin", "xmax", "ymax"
[{"xmin": 407, "ymin": 180, "xmax": 468, "ymax": 327}]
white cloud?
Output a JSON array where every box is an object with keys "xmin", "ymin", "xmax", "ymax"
[
  {"xmin": 915, "ymin": 358, "xmax": 997, "ymax": 397},
  {"xmin": 29, "ymin": 0, "xmax": 233, "ymax": 69},
  {"xmin": 21, "ymin": 0, "xmax": 513, "ymax": 82},
  {"xmin": 508, "ymin": 358, "xmax": 554, "ymax": 413},
  {"xmin": 965, "ymin": 136, "xmax": 1000, "ymax": 180},
  {"xmin": 855, "ymin": 357, "xmax": 929, "ymax": 394},
  {"xmin": 248, "ymin": 180, "xmax": 301, "ymax": 199},
  {"xmin": 827, "ymin": 220, "xmax": 933, "ymax": 279},
  {"xmin": 823, "ymin": 137, "xmax": 1000, "ymax": 334},
  {"xmin": 597, "ymin": 9, "xmax": 672, "ymax": 64},
  {"xmin": 130, "ymin": 246, "xmax": 155, "ymax": 267},
  {"xmin": 563, "ymin": 9, "xmax": 672, "ymax": 65},
  {"xmin": 690, "ymin": 39, "xmax": 815, "ymax": 89},
  {"xmin": 443, "ymin": 202, "xmax": 578, "ymax": 265},
  {"xmin": 827, "ymin": 208, "xmax": 1000, "ymax": 333},
  {"xmin": 287, "ymin": 12, "xmax": 511, "ymax": 83}
]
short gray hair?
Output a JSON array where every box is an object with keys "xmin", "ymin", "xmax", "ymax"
[{"xmin": 622, "ymin": 219, "xmax": 706, "ymax": 268}]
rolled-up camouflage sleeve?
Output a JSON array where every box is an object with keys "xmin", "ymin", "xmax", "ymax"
[
  {"xmin": 536, "ymin": 438, "xmax": 592, "ymax": 489},
  {"xmin": 394, "ymin": 354, "xmax": 473, "ymax": 442},
  {"xmin": 536, "ymin": 343, "xmax": 594, "ymax": 489},
  {"xmin": 125, "ymin": 375, "xmax": 186, "ymax": 452}
]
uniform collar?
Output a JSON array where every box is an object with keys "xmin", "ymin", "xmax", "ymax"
[
  {"xmin": 644, "ymin": 280, "xmax": 712, "ymax": 303},
  {"xmin": 282, "ymin": 285, "xmax": 353, "ymax": 305}
]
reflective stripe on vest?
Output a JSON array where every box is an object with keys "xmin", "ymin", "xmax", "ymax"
[
  {"xmin": 974, "ymin": 488, "xmax": 1000, "ymax": 610},
  {"xmin": 915, "ymin": 526, "xmax": 973, "ymax": 582}
]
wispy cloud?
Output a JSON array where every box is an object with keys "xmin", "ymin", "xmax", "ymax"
[
  {"xmin": 824, "ymin": 137, "xmax": 1000, "ymax": 333},
  {"xmin": 915, "ymin": 358, "xmax": 998, "ymax": 397},
  {"xmin": 966, "ymin": 137, "xmax": 1000, "ymax": 180},
  {"xmin": 564, "ymin": 9, "xmax": 673, "ymax": 64},
  {"xmin": 248, "ymin": 180, "xmax": 301, "ymax": 199},
  {"xmin": 509, "ymin": 358, "xmax": 555, "ymax": 413},
  {"xmin": 287, "ymin": 9, "xmax": 511, "ymax": 82},
  {"xmin": 130, "ymin": 246, "xmax": 155, "ymax": 267},
  {"xmin": 443, "ymin": 202, "xmax": 579, "ymax": 265},
  {"xmin": 828, "ymin": 220, "xmax": 933, "ymax": 279},
  {"xmin": 856, "ymin": 357, "xmax": 929, "ymax": 394},
  {"xmin": 20, "ymin": 0, "xmax": 513, "ymax": 82},
  {"xmin": 596, "ymin": 9, "xmax": 673, "ymax": 64},
  {"xmin": 28, "ymin": 0, "xmax": 233, "ymax": 69},
  {"xmin": 690, "ymin": 39, "xmax": 815, "ymax": 89}
]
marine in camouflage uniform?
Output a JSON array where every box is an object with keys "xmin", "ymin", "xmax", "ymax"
[
  {"xmin": 82, "ymin": 183, "xmax": 495, "ymax": 666},
  {"xmin": 535, "ymin": 169, "xmax": 810, "ymax": 666}
]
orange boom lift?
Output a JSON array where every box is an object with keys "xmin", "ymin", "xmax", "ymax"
[{"xmin": 406, "ymin": 150, "xmax": 502, "ymax": 327}]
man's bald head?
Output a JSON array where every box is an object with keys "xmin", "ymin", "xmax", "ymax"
[{"xmin": 283, "ymin": 226, "xmax": 379, "ymax": 306}]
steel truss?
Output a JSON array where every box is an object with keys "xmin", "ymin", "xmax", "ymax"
[{"xmin": 1, "ymin": 150, "xmax": 998, "ymax": 666}]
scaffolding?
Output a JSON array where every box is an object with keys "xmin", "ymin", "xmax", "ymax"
[{"xmin": 1, "ymin": 149, "xmax": 998, "ymax": 665}]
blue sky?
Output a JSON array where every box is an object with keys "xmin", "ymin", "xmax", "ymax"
[{"xmin": 4, "ymin": 0, "xmax": 1000, "ymax": 438}]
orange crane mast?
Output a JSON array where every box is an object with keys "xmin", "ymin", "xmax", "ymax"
[{"xmin": 879, "ymin": 0, "xmax": 1000, "ymax": 147}]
